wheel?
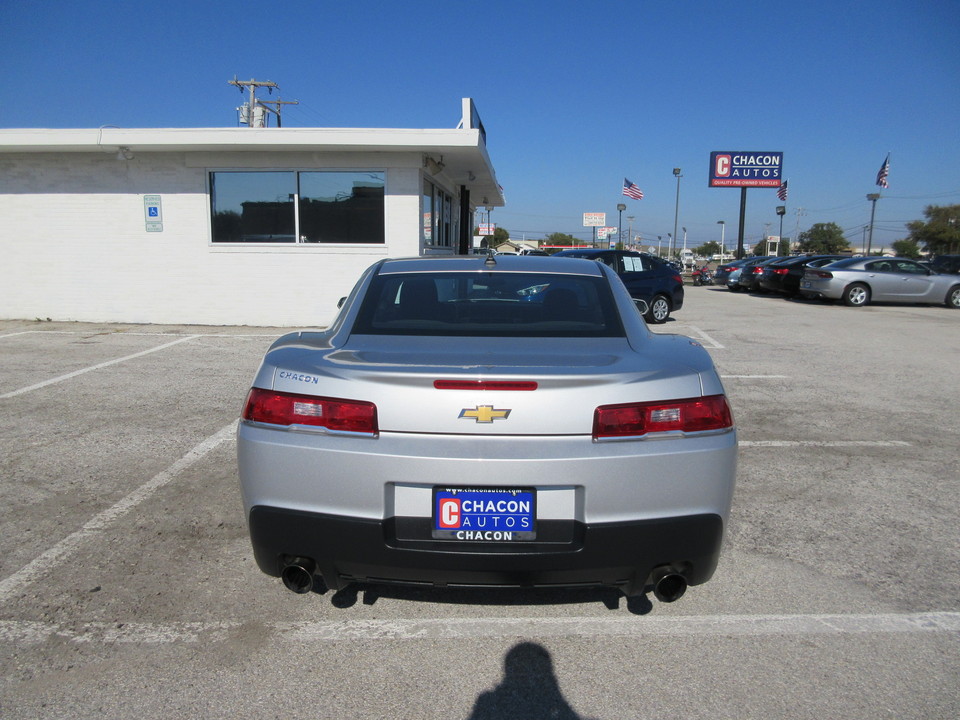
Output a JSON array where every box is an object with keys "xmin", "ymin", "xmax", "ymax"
[
  {"xmin": 947, "ymin": 285, "xmax": 960, "ymax": 309},
  {"xmin": 843, "ymin": 283, "xmax": 870, "ymax": 307},
  {"xmin": 645, "ymin": 295, "xmax": 671, "ymax": 324}
]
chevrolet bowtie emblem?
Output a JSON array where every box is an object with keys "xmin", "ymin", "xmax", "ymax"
[{"xmin": 459, "ymin": 405, "xmax": 511, "ymax": 423}]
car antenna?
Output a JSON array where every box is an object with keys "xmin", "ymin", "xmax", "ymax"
[{"xmin": 484, "ymin": 249, "xmax": 497, "ymax": 267}]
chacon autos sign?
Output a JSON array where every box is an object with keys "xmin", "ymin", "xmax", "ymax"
[{"xmin": 709, "ymin": 151, "xmax": 783, "ymax": 188}]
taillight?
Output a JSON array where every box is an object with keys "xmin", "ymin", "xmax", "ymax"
[
  {"xmin": 773, "ymin": 268, "xmax": 789, "ymax": 275},
  {"xmin": 752, "ymin": 267, "xmax": 764, "ymax": 274},
  {"xmin": 593, "ymin": 395, "xmax": 733, "ymax": 440},
  {"xmin": 671, "ymin": 273, "xmax": 683, "ymax": 284},
  {"xmin": 242, "ymin": 388, "xmax": 378, "ymax": 436},
  {"xmin": 811, "ymin": 270, "xmax": 833, "ymax": 279}
]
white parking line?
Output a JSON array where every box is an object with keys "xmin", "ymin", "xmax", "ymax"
[
  {"xmin": 740, "ymin": 440, "xmax": 911, "ymax": 448},
  {"xmin": 0, "ymin": 422, "xmax": 236, "ymax": 604},
  {"xmin": 0, "ymin": 335, "xmax": 200, "ymax": 399},
  {"xmin": 686, "ymin": 325, "xmax": 724, "ymax": 349},
  {"xmin": 721, "ymin": 375, "xmax": 789, "ymax": 379},
  {"xmin": 1, "ymin": 611, "xmax": 957, "ymax": 645}
]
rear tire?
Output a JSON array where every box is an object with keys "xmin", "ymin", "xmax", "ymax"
[
  {"xmin": 947, "ymin": 285, "xmax": 960, "ymax": 309},
  {"xmin": 843, "ymin": 283, "xmax": 870, "ymax": 307},
  {"xmin": 646, "ymin": 295, "xmax": 671, "ymax": 324}
]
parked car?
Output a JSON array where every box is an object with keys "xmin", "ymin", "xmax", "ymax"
[
  {"xmin": 725, "ymin": 267, "xmax": 745, "ymax": 291},
  {"xmin": 930, "ymin": 255, "xmax": 960, "ymax": 275},
  {"xmin": 801, "ymin": 256, "xmax": 960, "ymax": 308},
  {"xmin": 714, "ymin": 258, "xmax": 751, "ymax": 287},
  {"xmin": 237, "ymin": 255, "xmax": 738, "ymax": 602},
  {"xmin": 736, "ymin": 256, "xmax": 785, "ymax": 292},
  {"xmin": 759, "ymin": 255, "xmax": 846, "ymax": 296},
  {"xmin": 552, "ymin": 249, "xmax": 684, "ymax": 323}
]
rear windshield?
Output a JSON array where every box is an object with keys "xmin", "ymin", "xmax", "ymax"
[{"xmin": 352, "ymin": 272, "xmax": 625, "ymax": 337}]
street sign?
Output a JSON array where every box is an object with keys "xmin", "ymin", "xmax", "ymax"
[
  {"xmin": 709, "ymin": 152, "xmax": 783, "ymax": 188},
  {"xmin": 583, "ymin": 212, "xmax": 605, "ymax": 227}
]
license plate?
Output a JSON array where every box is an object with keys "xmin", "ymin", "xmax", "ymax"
[
  {"xmin": 432, "ymin": 487, "xmax": 536, "ymax": 541},
  {"xmin": 802, "ymin": 281, "xmax": 811, "ymax": 288}
]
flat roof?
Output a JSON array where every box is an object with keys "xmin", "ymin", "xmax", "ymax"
[{"xmin": 0, "ymin": 126, "xmax": 505, "ymax": 206}]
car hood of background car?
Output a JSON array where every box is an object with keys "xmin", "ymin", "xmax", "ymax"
[{"xmin": 251, "ymin": 334, "xmax": 723, "ymax": 435}]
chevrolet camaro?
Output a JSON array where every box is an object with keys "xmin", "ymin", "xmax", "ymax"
[{"xmin": 237, "ymin": 254, "xmax": 738, "ymax": 602}]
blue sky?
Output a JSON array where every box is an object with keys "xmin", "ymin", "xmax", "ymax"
[{"xmin": 3, "ymin": 0, "xmax": 958, "ymax": 252}]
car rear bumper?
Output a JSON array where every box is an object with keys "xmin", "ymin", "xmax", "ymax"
[{"xmin": 247, "ymin": 505, "xmax": 725, "ymax": 597}]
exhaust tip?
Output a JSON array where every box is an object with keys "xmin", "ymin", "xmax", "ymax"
[
  {"xmin": 652, "ymin": 569, "xmax": 688, "ymax": 603},
  {"xmin": 281, "ymin": 558, "xmax": 316, "ymax": 594}
]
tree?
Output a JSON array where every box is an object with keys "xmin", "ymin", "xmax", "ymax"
[
  {"xmin": 797, "ymin": 222, "xmax": 848, "ymax": 254},
  {"xmin": 694, "ymin": 241, "xmax": 721, "ymax": 257},
  {"xmin": 891, "ymin": 238, "xmax": 922, "ymax": 259},
  {"xmin": 492, "ymin": 226, "xmax": 510, "ymax": 243},
  {"xmin": 906, "ymin": 204, "xmax": 960, "ymax": 256},
  {"xmin": 545, "ymin": 232, "xmax": 579, "ymax": 247}
]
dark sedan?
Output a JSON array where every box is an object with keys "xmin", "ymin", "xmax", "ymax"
[
  {"xmin": 759, "ymin": 255, "xmax": 846, "ymax": 296},
  {"xmin": 713, "ymin": 258, "xmax": 752, "ymax": 287},
  {"xmin": 736, "ymin": 256, "xmax": 788, "ymax": 292},
  {"xmin": 552, "ymin": 249, "xmax": 684, "ymax": 323}
]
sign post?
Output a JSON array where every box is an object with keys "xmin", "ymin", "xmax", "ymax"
[{"xmin": 709, "ymin": 152, "xmax": 783, "ymax": 258}]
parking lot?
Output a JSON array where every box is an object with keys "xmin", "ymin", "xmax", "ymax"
[{"xmin": 1, "ymin": 288, "xmax": 958, "ymax": 719}]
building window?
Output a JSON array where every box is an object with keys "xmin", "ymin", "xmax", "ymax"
[
  {"xmin": 210, "ymin": 171, "xmax": 385, "ymax": 244},
  {"xmin": 423, "ymin": 178, "xmax": 455, "ymax": 248},
  {"xmin": 422, "ymin": 179, "xmax": 434, "ymax": 243}
]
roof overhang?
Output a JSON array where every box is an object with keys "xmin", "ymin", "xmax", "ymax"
[{"xmin": 0, "ymin": 126, "xmax": 505, "ymax": 207}]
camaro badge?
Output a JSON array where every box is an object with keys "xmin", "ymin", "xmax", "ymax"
[{"xmin": 459, "ymin": 405, "xmax": 511, "ymax": 423}]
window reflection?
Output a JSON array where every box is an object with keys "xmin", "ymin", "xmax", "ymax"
[{"xmin": 210, "ymin": 171, "xmax": 384, "ymax": 244}]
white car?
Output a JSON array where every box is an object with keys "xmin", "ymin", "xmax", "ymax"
[{"xmin": 238, "ymin": 255, "xmax": 738, "ymax": 602}]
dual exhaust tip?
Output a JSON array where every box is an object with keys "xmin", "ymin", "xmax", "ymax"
[
  {"xmin": 651, "ymin": 568, "xmax": 688, "ymax": 603},
  {"xmin": 281, "ymin": 558, "xmax": 689, "ymax": 603},
  {"xmin": 280, "ymin": 557, "xmax": 316, "ymax": 594}
]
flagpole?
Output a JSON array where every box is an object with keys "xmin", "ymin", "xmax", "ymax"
[{"xmin": 866, "ymin": 193, "xmax": 880, "ymax": 256}]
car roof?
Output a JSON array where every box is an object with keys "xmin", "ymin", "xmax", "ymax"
[
  {"xmin": 554, "ymin": 248, "xmax": 632, "ymax": 257},
  {"xmin": 376, "ymin": 254, "xmax": 606, "ymax": 277}
]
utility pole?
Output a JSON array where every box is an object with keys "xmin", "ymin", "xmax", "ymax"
[{"xmin": 229, "ymin": 77, "xmax": 299, "ymax": 127}]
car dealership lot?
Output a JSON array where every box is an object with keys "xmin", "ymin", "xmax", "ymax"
[{"xmin": 1, "ymin": 292, "xmax": 958, "ymax": 719}]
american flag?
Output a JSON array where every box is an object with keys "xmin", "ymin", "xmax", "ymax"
[
  {"xmin": 777, "ymin": 180, "xmax": 788, "ymax": 202},
  {"xmin": 876, "ymin": 154, "xmax": 890, "ymax": 189},
  {"xmin": 622, "ymin": 178, "xmax": 644, "ymax": 200}
]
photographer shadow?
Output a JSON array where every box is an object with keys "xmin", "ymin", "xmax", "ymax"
[{"xmin": 466, "ymin": 642, "xmax": 594, "ymax": 720}]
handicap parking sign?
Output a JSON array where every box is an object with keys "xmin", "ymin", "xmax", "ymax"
[{"xmin": 143, "ymin": 195, "xmax": 163, "ymax": 232}]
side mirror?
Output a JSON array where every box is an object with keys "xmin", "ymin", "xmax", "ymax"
[{"xmin": 634, "ymin": 298, "xmax": 649, "ymax": 316}]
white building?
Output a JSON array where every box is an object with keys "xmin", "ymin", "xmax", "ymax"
[{"xmin": 0, "ymin": 99, "xmax": 503, "ymax": 326}]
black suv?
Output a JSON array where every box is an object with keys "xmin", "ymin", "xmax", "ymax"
[
  {"xmin": 930, "ymin": 255, "xmax": 960, "ymax": 275},
  {"xmin": 552, "ymin": 249, "xmax": 684, "ymax": 323}
]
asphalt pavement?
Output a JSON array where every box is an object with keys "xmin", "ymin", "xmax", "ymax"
[{"xmin": 1, "ymin": 288, "xmax": 958, "ymax": 719}]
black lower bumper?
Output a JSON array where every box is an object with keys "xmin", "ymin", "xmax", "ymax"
[{"xmin": 248, "ymin": 506, "xmax": 725, "ymax": 597}]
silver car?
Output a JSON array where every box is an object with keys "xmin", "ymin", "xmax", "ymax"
[
  {"xmin": 237, "ymin": 255, "xmax": 738, "ymax": 603},
  {"xmin": 801, "ymin": 256, "xmax": 960, "ymax": 308}
]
